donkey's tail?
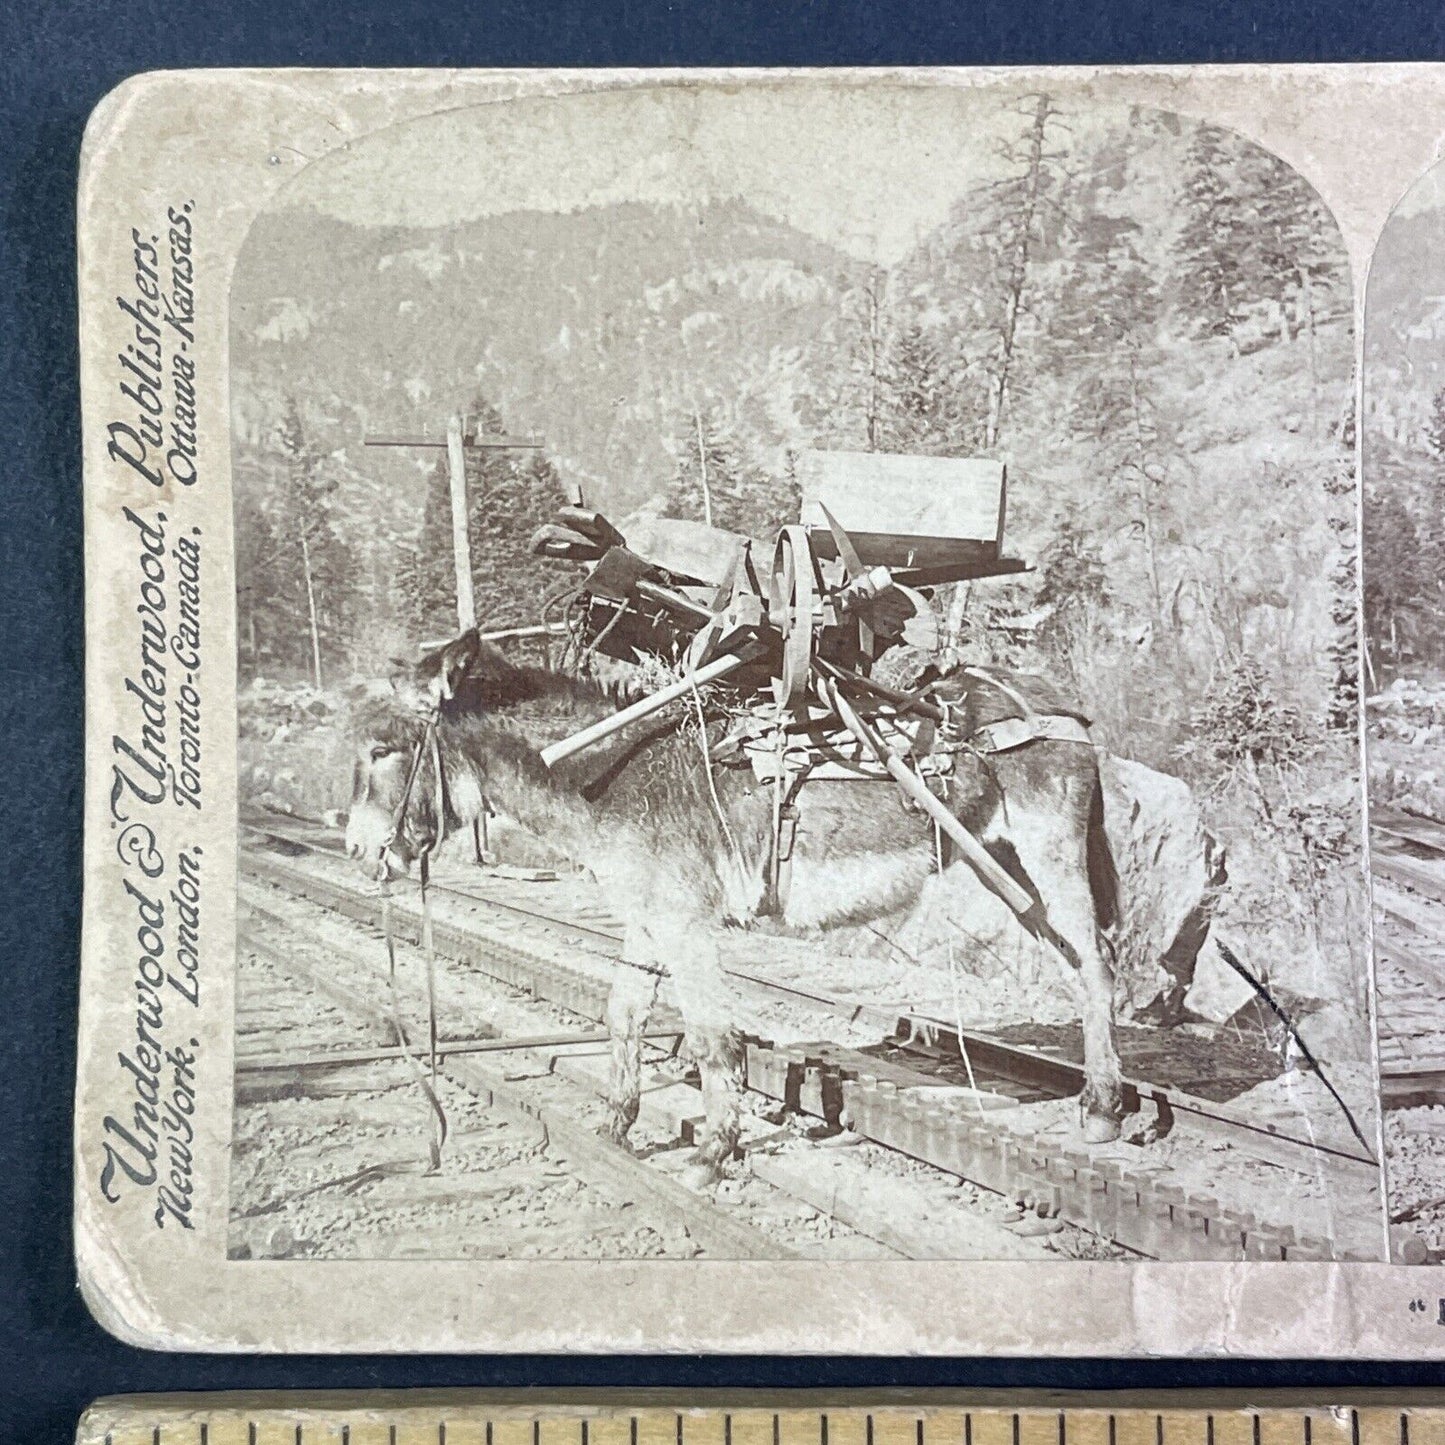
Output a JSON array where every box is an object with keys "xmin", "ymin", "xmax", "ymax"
[{"xmin": 1086, "ymin": 775, "xmax": 1120, "ymax": 932}]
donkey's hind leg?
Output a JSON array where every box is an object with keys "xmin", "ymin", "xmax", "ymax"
[
  {"xmin": 651, "ymin": 913, "xmax": 745, "ymax": 1180},
  {"xmin": 604, "ymin": 933, "xmax": 660, "ymax": 1147},
  {"xmin": 997, "ymin": 783, "xmax": 1125, "ymax": 1143}
]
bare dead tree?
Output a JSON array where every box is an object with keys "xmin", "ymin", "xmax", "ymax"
[
  {"xmin": 984, "ymin": 92, "xmax": 1062, "ymax": 450},
  {"xmin": 862, "ymin": 267, "xmax": 886, "ymax": 451},
  {"xmin": 1125, "ymin": 351, "xmax": 1165, "ymax": 626},
  {"xmin": 299, "ymin": 530, "xmax": 324, "ymax": 690},
  {"xmin": 693, "ymin": 409, "xmax": 714, "ymax": 528}
]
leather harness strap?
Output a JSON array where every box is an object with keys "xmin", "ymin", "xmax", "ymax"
[
  {"xmin": 377, "ymin": 710, "xmax": 450, "ymax": 1172},
  {"xmin": 752, "ymin": 667, "xmax": 1094, "ymax": 916},
  {"xmin": 969, "ymin": 712, "xmax": 1094, "ymax": 754},
  {"xmin": 950, "ymin": 666, "xmax": 1094, "ymax": 756}
]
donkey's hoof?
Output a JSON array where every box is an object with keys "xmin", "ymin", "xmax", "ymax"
[
  {"xmin": 679, "ymin": 1158, "xmax": 724, "ymax": 1193},
  {"xmin": 604, "ymin": 1119, "xmax": 638, "ymax": 1151},
  {"xmin": 1082, "ymin": 1113, "xmax": 1123, "ymax": 1145}
]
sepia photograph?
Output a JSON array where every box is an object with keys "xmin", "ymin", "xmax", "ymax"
[
  {"xmin": 225, "ymin": 82, "xmax": 1380, "ymax": 1265},
  {"xmin": 1364, "ymin": 156, "xmax": 1445, "ymax": 1261}
]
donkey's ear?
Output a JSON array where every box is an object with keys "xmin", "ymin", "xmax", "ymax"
[{"xmin": 428, "ymin": 628, "xmax": 481, "ymax": 702}]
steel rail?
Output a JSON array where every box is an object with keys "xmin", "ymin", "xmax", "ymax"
[
  {"xmin": 243, "ymin": 815, "xmax": 1376, "ymax": 1169},
  {"xmin": 1370, "ymin": 811, "xmax": 1445, "ymax": 1110},
  {"xmin": 238, "ymin": 1028, "xmax": 684, "ymax": 1075},
  {"xmin": 1373, "ymin": 808, "xmax": 1445, "ymax": 859},
  {"xmin": 239, "ymin": 843, "xmax": 1373, "ymax": 1261},
  {"xmin": 236, "ymin": 887, "xmax": 798, "ymax": 1261},
  {"xmin": 1374, "ymin": 852, "xmax": 1445, "ymax": 908}
]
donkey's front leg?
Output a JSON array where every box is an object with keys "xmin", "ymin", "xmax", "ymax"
[
  {"xmin": 1075, "ymin": 931, "xmax": 1126, "ymax": 1142},
  {"xmin": 999, "ymin": 794, "xmax": 1125, "ymax": 1144},
  {"xmin": 603, "ymin": 929, "xmax": 660, "ymax": 1148},
  {"xmin": 657, "ymin": 914, "xmax": 745, "ymax": 1179}
]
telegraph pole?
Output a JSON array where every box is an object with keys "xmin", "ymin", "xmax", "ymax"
[
  {"xmin": 364, "ymin": 415, "xmax": 546, "ymax": 867},
  {"xmin": 364, "ymin": 415, "xmax": 545, "ymax": 632}
]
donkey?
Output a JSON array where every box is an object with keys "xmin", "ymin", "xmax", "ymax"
[{"xmin": 344, "ymin": 630, "xmax": 1126, "ymax": 1178}]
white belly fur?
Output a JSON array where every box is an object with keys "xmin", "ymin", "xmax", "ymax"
[
  {"xmin": 448, "ymin": 771, "xmax": 486, "ymax": 826},
  {"xmin": 779, "ymin": 849, "xmax": 933, "ymax": 930}
]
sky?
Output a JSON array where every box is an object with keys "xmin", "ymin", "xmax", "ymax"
[
  {"xmin": 1392, "ymin": 156, "xmax": 1445, "ymax": 220},
  {"xmin": 275, "ymin": 81, "xmax": 1090, "ymax": 266}
]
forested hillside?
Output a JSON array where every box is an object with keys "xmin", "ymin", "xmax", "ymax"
[
  {"xmin": 232, "ymin": 102, "xmax": 1355, "ymax": 779},
  {"xmin": 1364, "ymin": 199, "xmax": 1445, "ymax": 677},
  {"xmin": 234, "ymin": 98, "xmax": 1373, "ymax": 1041}
]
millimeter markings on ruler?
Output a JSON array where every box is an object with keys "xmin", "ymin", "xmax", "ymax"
[{"xmin": 76, "ymin": 1396, "xmax": 1445, "ymax": 1445}]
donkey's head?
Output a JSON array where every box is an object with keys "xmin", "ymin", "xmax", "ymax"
[{"xmin": 344, "ymin": 630, "xmax": 485, "ymax": 879}]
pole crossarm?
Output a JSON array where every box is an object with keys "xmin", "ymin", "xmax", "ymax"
[
  {"xmin": 363, "ymin": 432, "xmax": 545, "ymax": 450},
  {"xmin": 361, "ymin": 416, "xmax": 547, "ymax": 633}
]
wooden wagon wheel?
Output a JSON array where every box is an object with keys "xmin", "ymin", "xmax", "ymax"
[{"xmin": 771, "ymin": 524, "xmax": 816, "ymax": 716}]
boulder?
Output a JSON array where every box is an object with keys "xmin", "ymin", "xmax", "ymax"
[
  {"xmin": 878, "ymin": 751, "xmax": 1229, "ymax": 1027},
  {"xmin": 1181, "ymin": 936, "xmax": 1261, "ymax": 1024},
  {"xmin": 1100, "ymin": 755, "xmax": 1228, "ymax": 1024}
]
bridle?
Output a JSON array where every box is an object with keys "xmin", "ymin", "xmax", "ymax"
[
  {"xmin": 375, "ymin": 704, "xmax": 449, "ymax": 1172},
  {"xmin": 380, "ymin": 706, "xmax": 448, "ymax": 869}
]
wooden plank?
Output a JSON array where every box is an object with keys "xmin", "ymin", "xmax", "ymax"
[
  {"xmin": 1383, "ymin": 1069, "xmax": 1445, "ymax": 1109},
  {"xmin": 237, "ymin": 1029, "xmax": 683, "ymax": 1076},
  {"xmin": 798, "ymin": 448, "xmax": 1006, "ymax": 549},
  {"xmin": 1373, "ymin": 850, "xmax": 1445, "ymax": 907},
  {"xmin": 1375, "ymin": 932, "xmax": 1445, "ymax": 991},
  {"xmin": 539, "ymin": 644, "xmax": 763, "ymax": 767}
]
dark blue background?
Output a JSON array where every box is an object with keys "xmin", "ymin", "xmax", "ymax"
[{"xmin": 6, "ymin": 2, "xmax": 1445, "ymax": 1441}]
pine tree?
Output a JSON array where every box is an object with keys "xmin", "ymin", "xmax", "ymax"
[
  {"xmin": 980, "ymin": 92, "xmax": 1066, "ymax": 448},
  {"xmin": 235, "ymin": 480, "xmax": 285, "ymax": 678},
  {"xmin": 1173, "ymin": 125, "xmax": 1248, "ymax": 338},
  {"xmin": 1036, "ymin": 519, "xmax": 1112, "ymax": 685},
  {"xmin": 879, "ymin": 320, "xmax": 972, "ymax": 454},
  {"xmin": 1051, "ymin": 210, "xmax": 1161, "ymax": 433},
  {"xmin": 1426, "ymin": 386, "xmax": 1445, "ymax": 457},
  {"xmin": 1049, "ymin": 198, "xmax": 1172, "ymax": 624},
  {"xmin": 1363, "ymin": 453, "xmax": 1445, "ymax": 669},
  {"xmin": 1238, "ymin": 147, "xmax": 1349, "ymax": 342},
  {"xmin": 664, "ymin": 409, "xmax": 798, "ymax": 539},
  {"xmin": 270, "ymin": 397, "xmax": 354, "ymax": 687},
  {"xmin": 1326, "ymin": 545, "xmax": 1359, "ymax": 731},
  {"xmin": 1310, "ymin": 430, "xmax": 1360, "ymax": 730}
]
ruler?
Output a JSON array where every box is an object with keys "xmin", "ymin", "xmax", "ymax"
[{"xmin": 75, "ymin": 1397, "xmax": 1445, "ymax": 1445}]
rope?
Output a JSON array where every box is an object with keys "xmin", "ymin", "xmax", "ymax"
[
  {"xmin": 945, "ymin": 938, "xmax": 989, "ymax": 1121},
  {"xmin": 1214, "ymin": 935, "xmax": 1376, "ymax": 1161},
  {"xmin": 578, "ymin": 597, "xmax": 628, "ymax": 668},
  {"xmin": 933, "ymin": 776, "xmax": 987, "ymax": 1122},
  {"xmin": 379, "ymin": 875, "xmax": 448, "ymax": 1173},
  {"xmin": 686, "ymin": 667, "xmax": 748, "ymax": 896},
  {"xmin": 374, "ymin": 712, "xmax": 450, "ymax": 1173},
  {"xmin": 422, "ymin": 720, "xmax": 449, "ymax": 1140}
]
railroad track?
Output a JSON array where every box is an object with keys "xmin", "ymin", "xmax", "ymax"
[
  {"xmin": 236, "ymin": 875, "xmax": 1078, "ymax": 1262},
  {"xmin": 237, "ymin": 812, "xmax": 1379, "ymax": 1261},
  {"xmin": 1373, "ymin": 808, "xmax": 1445, "ymax": 917},
  {"xmin": 1371, "ymin": 807, "xmax": 1445, "ymax": 1110},
  {"xmin": 243, "ymin": 815, "xmax": 1363, "ymax": 1148},
  {"xmin": 235, "ymin": 886, "xmax": 812, "ymax": 1261}
]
